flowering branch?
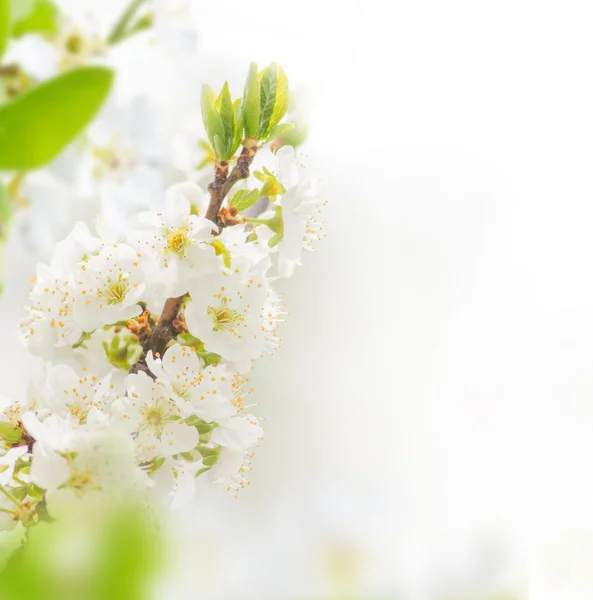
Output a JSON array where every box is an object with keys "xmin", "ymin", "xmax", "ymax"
[
  {"xmin": 6, "ymin": 60, "xmax": 324, "ymax": 536},
  {"xmin": 129, "ymin": 138, "xmax": 260, "ymax": 375},
  {"xmin": 205, "ymin": 138, "xmax": 259, "ymax": 226}
]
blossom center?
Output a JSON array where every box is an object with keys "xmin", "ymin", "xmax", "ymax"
[
  {"xmin": 172, "ymin": 383, "xmax": 192, "ymax": 401},
  {"xmin": 63, "ymin": 469, "xmax": 96, "ymax": 494},
  {"xmin": 208, "ymin": 299, "xmax": 244, "ymax": 333},
  {"xmin": 100, "ymin": 275, "xmax": 130, "ymax": 305},
  {"xmin": 166, "ymin": 229, "xmax": 191, "ymax": 258},
  {"xmin": 144, "ymin": 406, "xmax": 165, "ymax": 428}
]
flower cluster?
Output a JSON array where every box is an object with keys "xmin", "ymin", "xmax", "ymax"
[{"xmin": 0, "ymin": 63, "xmax": 325, "ymax": 539}]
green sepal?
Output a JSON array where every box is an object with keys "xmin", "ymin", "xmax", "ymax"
[
  {"xmin": 254, "ymin": 167, "xmax": 286, "ymax": 198},
  {"xmin": 139, "ymin": 456, "xmax": 165, "ymax": 474},
  {"xmin": 184, "ymin": 415, "xmax": 216, "ymax": 435},
  {"xmin": 198, "ymin": 351, "xmax": 221, "ymax": 367},
  {"xmin": 177, "ymin": 332, "xmax": 204, "ymax": 351},
  {"xmin": 10, "ymin": 486, "xmax": 27, "ymax": 501},
  {"xmin": 246, "ymin": 205, "xmax": 284, "ymax": 242},
  {"xmin": 268, "ymin": 231, "xmax": 283, "ymax": 248},
  {"xmin": 72, "ymin": 330, "xmax": 93, "ymax": 349},
  {"xmin": 197, "ymin": 445, "xmax": 222, "ymax": 467},
  {"xmin": 177, "ymin": 333, "xmax": 221, "ymax": 366},
  {"xmin": 210, "ymin": 238, "xmax": 231, "ymax": 268},
  {"xmin": 0, "ymin": 421, "xmax": 23, "ymax": 445}
]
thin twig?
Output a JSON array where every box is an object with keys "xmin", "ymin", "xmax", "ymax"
[{"xmin": 205, "ymin": 139, "xmax": 259, "ymax": 226}]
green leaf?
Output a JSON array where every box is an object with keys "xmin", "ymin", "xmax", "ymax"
[
  {"xmin": 218, "ymin": 82, "xmax": 234, "ymax": 160},
  {"xmin": 231, "ymin": 98, "xmax": 242, "ymax": 156},
  {"xmin": 201, "ymin": 84, "xmax": 223, "ymax": 152},
  {"xmin": 268, "ymin": 65, "xmax": 289, "ymax": 134},
  {"xmin": 230, "ymin": 188, "xmax": 260, "ymax": 212},
  {"xmin": 10, "ymin": 0, "xmax": 58, "ymax": 38},
  {"xmin": 0, "ymin": 66, "xmax": 114, "ymax": 170},
  {"xmin": 257, "ymin": 64, "xmax": 278, "ymax": 140},
  {"xmin": 266, "ymin": 122, "xmax": 295, "ymax": 142},
  {"xmin": 268, "ymin": 231, "xmax": 283, "ymax": 248},
  {"xmin": 0, "ymin": 0, "xmax": 9, "ymax": 60},
  {"xmin": 241, "ymin": 62, "xmax": 260, "ymax": 138}
]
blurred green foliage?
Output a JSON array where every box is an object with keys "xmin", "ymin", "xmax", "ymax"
[
  {"xmin": 9, "ymin": 0, "xmax": 58, "ymax": 38},
  {"xmin": 0, "ymin": 0, "xmax": 9, "ymax": 60},
  {"xmin": 0, "ymin": 504, "xmax": 162, "ymax": 600},
  {"xmin": 0, "ymin": 66, "xmax": 114, "ymax": 170}
]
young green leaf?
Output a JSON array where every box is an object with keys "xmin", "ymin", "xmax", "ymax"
[
  {"xmin": 230, "ymin": 188, "xmax": 260, "ymax": 212},
  {"xmin": 218, "ymin": 82, "xmax": 234, "ymax": 159},
  {"xmin": 0, "ymin": 0, "xmax": 9, "ymax": 60},
  {"xmin": 266, "ymin": 122, "xmax": 295, "ymax": 143},
  {"xmin": 257, "ymin": 64, "xmax": 278, "ymax": 140},
  {"xmin": 201, "ymin": 84, "xmax": 223, "ymax": 150},
  {"xmin": 10, "ymin": 0, "xmax": 58, "ymax": 38},
  {"xmin": 242, "ymin": 62, "xmax": 260, "ymax": 138},
  {"xmin": 202, "ymin": 82, "xmax": 242, "ymax": 161},
  {"xmin": 231, "ymin": 98, "xmax": 242, "ymax": 156},
  {"xmin": 268, "ymin": 65, "xmax": 289, "ymax": 134},
  {"xmin": 0, "ymin": 66, "xmax": 114, "ymax": 170}
]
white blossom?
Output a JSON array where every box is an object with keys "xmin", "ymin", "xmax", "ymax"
[
  {"xmin": 274, "ymin": 145, "xmax": 324, "ymax": 278},
  {"xmin": 23, "ymin": 412, "xmax": 150, "ymax": 508},
  {"xmin": 72, "ymin": 242, "xmax": 145, "ymax": 332},
  {"xmin": 184, "ymin": 268, "xmax": 282, "ymax": 372},
  {"xmin": 130, "ymin": 182, "xmax": 218, "ymax": 296},
  {"xmin": 118, "ymin": 371, "xmax": 199, "ymax": 461}
]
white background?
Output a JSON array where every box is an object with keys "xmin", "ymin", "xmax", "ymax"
[{"xmin": 4, "ymin": 1, "xmax": 593, "ymax": 598}]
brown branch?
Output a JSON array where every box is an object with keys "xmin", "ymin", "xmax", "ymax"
[
  {"xmin": 129, "ymin": 294, "xmax": 187, "ymax": 376},
  {"xmin": 205, "ymin": 138, "xmax": 259, "ymax": 226}
]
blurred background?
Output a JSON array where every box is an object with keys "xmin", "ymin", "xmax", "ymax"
[{"xmin": 4, "ymin": 0, "xmax": 593, "ymax": 598}]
